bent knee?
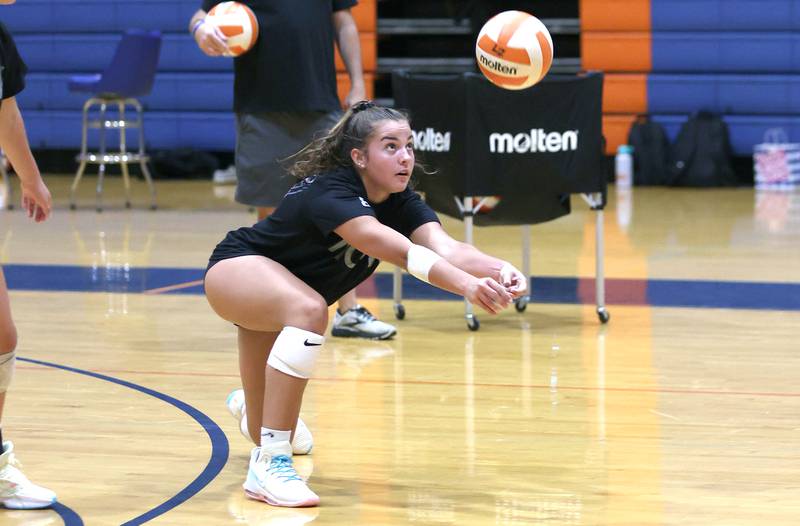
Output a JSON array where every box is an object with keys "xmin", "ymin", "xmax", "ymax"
[
  {"xmin": 0, "ymin": 327, "xmax": 18, "ymax": 355},
  {"xmin": 289, "ymin": 296, "xmax": 329, "ymax": 333}
]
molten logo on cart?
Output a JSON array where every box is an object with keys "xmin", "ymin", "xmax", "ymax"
[
  {"xmin": 412, "ymin": 127, "xmax": 451, "ymax": 152},
  {"xmin": 489, "ymin": 129, "xmax": 579, "ymax": 153}
]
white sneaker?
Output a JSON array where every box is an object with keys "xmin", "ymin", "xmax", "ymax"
[
  {"xmin": 213, "ymin": 165, "xmax": 237, "ymax": 185},
  {"xmin": 331, "ymin": 305, "xmax": 397, "ymax": 340},
  {"xmin": 243, "ymin": 442, "xmax": 319, "ymax": 508},
  {"xmin": 226, "ymin": 389, "xmax": 314, "ymax": 455},
  {"xmin": 0, "ymin": 441, "xmax": 57, "ymax": 510}
]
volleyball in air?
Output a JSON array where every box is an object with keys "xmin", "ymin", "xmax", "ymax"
[
  {"xmin": 206, "ymin": 1, "xmax": 259, "ymax": 57},
  {"xmin": 475, "ymin": 11, "xmax": 554, "ymax": 90}
]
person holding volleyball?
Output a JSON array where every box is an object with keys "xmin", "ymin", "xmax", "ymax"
[{"xmin": 203, "ymin": 101, "xmax": 527, "ymax": 507}]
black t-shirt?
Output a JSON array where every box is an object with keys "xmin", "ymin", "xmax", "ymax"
[
  {"xmin": 201, "ymin": 0, "xmax": 356, "ymax": 113},
  {"xmin": 0, "ymin": 21, "xmax": 27, "ymax": 105},
  {"xmin": 209, "ymin": 167, "xmax": 440, "ymax": 305}
]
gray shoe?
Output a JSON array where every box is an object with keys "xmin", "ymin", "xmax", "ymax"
[{"xmin": 331, "ymin": 305, "xmax": 397, "ymax": 340}]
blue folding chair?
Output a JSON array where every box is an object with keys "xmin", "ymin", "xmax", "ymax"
[{"xmin": 68, "ymin": 30, "xmax": 161, "ymax": 211}]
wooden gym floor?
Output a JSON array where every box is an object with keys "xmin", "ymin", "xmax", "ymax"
[{"xmin": 0, "ymin": 175, "xmax": 798, "ymax": 525}]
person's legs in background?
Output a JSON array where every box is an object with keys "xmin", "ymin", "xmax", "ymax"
[{"xmin": 0, "ymin": 268, "xmax": 56, "ymax": 510}]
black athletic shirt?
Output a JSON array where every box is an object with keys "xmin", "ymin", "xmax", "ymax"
[
  {"xmin": 209, "ymin": 167, "xmax": 439, "ymax": 305},
  {"xmin": 201, "ymin": 0, "xmax": 356, "ymax": 113},
  {"xmin": 0, "ymin": 21, "xmax": 26, "ymax": 105}
]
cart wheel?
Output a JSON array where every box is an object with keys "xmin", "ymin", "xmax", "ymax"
[
  {"xmin": 597, "ymin": 307, "xmax": 610, "ymax": 324},
  {"xmin": 393, "ymin": 303, "xmax": 405, "ymax": 320},
  {"xmin": 466, "ymin": 314, "xmax": 480, "ymax": 331},
  {"xmin": 514, "ymin": 296, "xmax": 528, "ymax": 312}
]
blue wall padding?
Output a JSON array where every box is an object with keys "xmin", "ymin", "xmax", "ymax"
[
  {"xmin": 653, "ymin": 115, "xmax": 800, "ymax": 155},
  {"xmin": 26, "ymin": 110, "xmax": 798, "ymax": 155},
  {"xmin": 13, "ymin": 35, "xmax": 231, "ymax": 73},
  {"xmin": 652, "ymin": 33, "xmax": 800, "ymax": 72},
  {"xmin": 652, "ymin": 0, "xmax": 800, "ymax": 31},
  {"xmin": 23, "ymin": 111, "xmax": 235, "ymax": 150},
  {"xmin": 17, "ymin": 73, "xmax": 234, "ymax": 111},
  {"xmin": 647, "ymin": 74, "xmax": 800, "ymax": 114},
  {"xmin": 2, "ymin": 0, "xmax": 198, "ymax": 33}
]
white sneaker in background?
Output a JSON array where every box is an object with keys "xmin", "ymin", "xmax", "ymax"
[
  {"xmin": 243, "ymin": 442, "xmax": 319, "ymax": 508},
  {"xmin": 331, "ymin": 305, "xmax": 397, "ymax": 340},
  {"xmin": 213, "ymin": 165, "xmax": 237, "ymax": 185},
  {"xmin": 0, "ymin": 441, "xmax": 57, "ymax": 510},
  {"xmin": 226, "ymin": 389, "xmax": 314, "ymax": 455}
]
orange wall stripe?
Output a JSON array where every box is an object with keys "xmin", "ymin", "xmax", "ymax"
[
  {"xmin": 603, "ymin": 74, "xmax": 647, "ymax": 113},
  {"xmin": 580, "ymin": 0, "xmax": 651, "ymax": 31},
  {"xmin": 351, "ymin": 0, "xmax": 376, "ymax": 32},
  {"xmin": 602, "ymin": 114, "xmax": 637, "ymax": 155},
  {"xmin": 581, "ymin": 32, "xmax": 651, "ymax": 72}
]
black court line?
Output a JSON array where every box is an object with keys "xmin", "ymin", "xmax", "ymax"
[{"xmin": 19, "ymin": 357, "xmax": 229, "ymax": 525}]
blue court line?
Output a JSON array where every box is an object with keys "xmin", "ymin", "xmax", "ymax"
[
  {"xmin": 18, "ymin": 357, "xmax": 229, "ymax": 526},
  {"xmin": 51, "ymin": 502, "xmax": 83, "ymax": 526},
  {"xmin": 4, "ymin": 263, "xmax": 800, "ymax": 311}
]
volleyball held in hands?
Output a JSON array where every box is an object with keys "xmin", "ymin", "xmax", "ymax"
[
  {"xmin": 205, "ymin": 1, "xmax": 259, "ymax": 57},
  {"xmin": 475, "ymin": 10, "xmax": 554, "ymax": 90}
]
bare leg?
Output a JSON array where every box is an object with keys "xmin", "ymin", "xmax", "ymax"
[
  {"xmin": 337, "ymin": 289, "xmax": 358, "ymax": 312},
  {"xmin": 237, "ymin": 327, "xmax": 278, "ymax": 443},
  {"xmin": 0, "ymin": 268, "xmax": 56, "ymax": 509},
  {"xmin": 262, "ymin": 368, "xmax": 307, "ymax": 432},
  {"xmin": 0, "ymin": 268, "xmax": 18, "ymax": 421}
]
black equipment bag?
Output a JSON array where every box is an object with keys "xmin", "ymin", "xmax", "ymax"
[
  {"xmin": 668, "ymin": 111, "xmax": 737, "ymax": 187},
  {"xmin": 627, "ymin": 114, "xmax": 670, "ymax": 185}
]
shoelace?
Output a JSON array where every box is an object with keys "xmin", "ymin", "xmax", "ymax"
[
  {"xmin": 267, "ymin": 455, "xmax": 302, "ymax": 482},
  {"xmin": 353, "ymin": 306, "xmax": 376, "ymax": 322}
]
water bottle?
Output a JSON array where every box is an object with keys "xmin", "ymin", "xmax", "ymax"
[{"xmin": 615, "ymin": 144, "xmax": 634, "ymax": 189}]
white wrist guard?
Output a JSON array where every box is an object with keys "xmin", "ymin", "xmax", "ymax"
[{"xmin": 407, "ymin": 244, "xmax": 442, "ymax": 283}]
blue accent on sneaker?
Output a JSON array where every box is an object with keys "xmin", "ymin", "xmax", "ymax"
[{"xmin": 269, "ymin": 456, "xmax": 302, "ymax": 482}]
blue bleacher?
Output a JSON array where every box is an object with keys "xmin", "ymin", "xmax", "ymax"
[
  {"xmin": 648, "ymin": 1, "xmax": 800, "ymax": 156},
  {"xmin": 647, "ymin": 74, "xmax": 800, "ymax": 115},
  {"xmin": 17, "ymin": 73, "xmax": 233, "ymax": 111},
  {"xmin": 651, "ymin": 0, "xmax": 800, "ymax": 31},
  {"xmin": 654, "ymin": 115, "xmax": 800, "ymax": 156},
  {"xmin": 0, "ymin": 0, "xmax": 199, "ymax": 33},
  {"xmin": 23, "ymin": 110, "xmax": 235, "ymax": 150},
  {"xmin": 651, "ymin": 33, "xmax": 800, "ymax": 73},
  {"xmin": 13, "ymin": 35, "xmax": 231, "ymax": 73},
  {"xmin": 3, "ymin": 0, "xmax": 235, "ymax": 150}
]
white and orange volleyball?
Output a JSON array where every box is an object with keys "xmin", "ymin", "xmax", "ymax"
[
  {"xmin": 205, "ymin": 1, "xmax": 259, "ymax": 57},
  {"xmin": 475, "ymin": 11, "xmax": 554, "ymax": 90}
]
